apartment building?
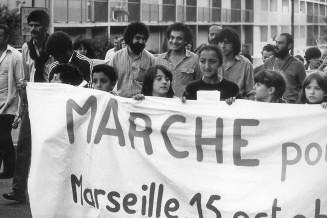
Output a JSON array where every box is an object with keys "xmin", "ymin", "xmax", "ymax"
[{"xmin": 3, "ymin": 0, "xmax": 327, "ymax": 59}]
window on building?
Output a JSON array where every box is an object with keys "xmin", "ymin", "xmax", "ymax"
[
  {"xmin": 212, "ymin": 0, "xmax": 221, "ymax": 8},
  {"xmin": 231, "ymin": 0, "xmax": 241, "ymax": 9},
  {"xmin": 271, "ymin": 25, "xmax": 278, "ymax": 40},
  {"xmin": 282, "ymin": 0, "xmax": 289, "ymax": 12},
  {"xmin": 300, "ymin": 1, "xmax": 305, "ymax": 13},
  {"xmin": 300, "ymin": 26, "xmax": 305, "ymax": 38},
  {"xmin": 245, "ymin": 0, "xmax": 253, "ymax": 10},
  {"xmin": 294, "ymin": 0, "xmax": 299, "ymax": 13},
  {"xmin": 260, "ymin": 26, "xmax": 268, "ymax": 42},
  {"xmin": 261, "ymin": 0, "xmax": 268, "ymax": 11},
  {"xmin": 270, "ymin": 0, "xmax": 278, "ymax": 11},
  {"xmin": 320, "ymin": 4, "xmax": 325, "ymax": 17},
  {"xmin": 281, "ymin": 25, "xmax": 289, "ymax": 33},
  {"xmin": 294, "ymin": 26, "xmax": 299, "ymax": 39}
]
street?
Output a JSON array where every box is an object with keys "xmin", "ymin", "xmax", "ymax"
[{"xmin": 0, "ymin": 127, "xmax": 32, "ymax": 218}]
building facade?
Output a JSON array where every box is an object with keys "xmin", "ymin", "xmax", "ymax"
[{"xmin": 3, "ymin": 0, "xmax": 327, "ymax": 61}]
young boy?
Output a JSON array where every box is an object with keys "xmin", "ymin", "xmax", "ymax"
[
  {"xmin": 50, "ymin": 63, "xmax": 84, "ymax": 86},
  {"xmin": 92, "ymin": 64, "xmax": 117, "ymax": 92}
]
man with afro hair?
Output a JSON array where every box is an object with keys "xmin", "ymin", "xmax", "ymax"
[{"xmin": 45, "ymin": 31, "xmax": 92, "ymax": 84}]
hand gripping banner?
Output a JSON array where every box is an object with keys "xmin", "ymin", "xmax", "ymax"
[{"xmin": 26, "ymin": 83, "xmax": 327, "ymax": 218}]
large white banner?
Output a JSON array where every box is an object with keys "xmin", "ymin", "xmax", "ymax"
[{"xmin": 27, "ymin": 83, "xmax": 327, "ymax": 218}]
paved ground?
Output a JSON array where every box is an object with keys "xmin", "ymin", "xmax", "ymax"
[{"xmin": 0, "ymin": 127, "xmax": 32, "ymax": 218}]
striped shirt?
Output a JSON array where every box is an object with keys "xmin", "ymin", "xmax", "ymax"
[
  {"xmin": 110, "ymin": 47, "xmax": 155, "ymax": 98},
  {"xmin": 49, "ymin": 51, "xmax": 93, "ymax": 83}
]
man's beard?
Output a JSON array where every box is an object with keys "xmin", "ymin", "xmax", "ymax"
[
  {"xmin": 274, "ymin": 47, "xmax": 289, "ymax": 59},
  {"xmin": 130, "ymin": 42, "xmax": 145, "ymax": 55}
]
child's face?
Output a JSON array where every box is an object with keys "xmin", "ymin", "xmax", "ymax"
[
  {"xmin": 92, "ymin": 72, "xmax": 113, "ymax": 92},
  {"xmin": 253, "ymin": 82, "xmax": 270, "ymax": 102},
  {"xmin": 305, "ymin": 79, "xmax": 325, "ymax": 103},
  {"xmin": 50, "ymin": 73, "xmax": 63, "ymax": 83},
  {"xmin": 76, "ymin": 45, "xmax": 87, "ymax": 57},
  {"xmin": 199, "ymin": 50, "xmax": 220, "ymax": 79},
  {"xmin": 152, "ymin": 69, "xmax": 171, "ymax": 97}
]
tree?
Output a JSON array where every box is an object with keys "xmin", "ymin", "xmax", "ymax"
[{"xmin": 0, "ymin": 4, "xmax": 20, "ymax": 45}]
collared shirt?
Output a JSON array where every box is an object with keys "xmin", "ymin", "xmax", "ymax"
[
  {"xmin": 218, "ymin": 54, "xmax": 254, "ymax": 95},
  {"xmin": 21, "ymin": 42, "xmax": 55, "ymax": 82},
  {"xmin": 105, "ymin": 48, "xmax": 117, "ymax": 61},
  {"xmin": 0, "ymin": 45, "xmax": 22, "ymax": 115},
  {"xmin": 155, "ymin": 49, "xmax": 200, "ymax": 97},
  {"xmin": 263, "ymin": 54, "xmax": 306, "ymax": 103},
  {"xmin": 110, "ymin": 47, "xmax": 155, "ymax": 98}
]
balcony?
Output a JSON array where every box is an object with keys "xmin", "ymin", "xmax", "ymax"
[
  {"xmin": 176, "ymin": 5, "xmax": 197, "ymax": 22},
  {"xmin": 141, "ymin": 3, "xmax": 175, "ymax": 22},
  {"xmin": 222, "ymin": 8, "xmax": 253, "ymax": 23},
  {"xmin": 198, "ymin": 7, "xmax": 221, "ymax": 23}
]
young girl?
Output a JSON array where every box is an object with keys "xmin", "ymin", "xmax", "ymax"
[
  {"xmin": 253, "ymin": 69, "xmax": 287, "ymax": 103},
  {"xmin": 299, "ymin": 71, "xmax": 327, "ymax": 108},
  {"xmin": 183, "ymin": 45, "xmax": 240, "ymax": 103},
  {"xmin": 92, "ymin": 64, "xmax": 117, "ymax": 92},
  {"xmin": 133, "ymin": 65, "xmax": 174, "ymax": 100}
]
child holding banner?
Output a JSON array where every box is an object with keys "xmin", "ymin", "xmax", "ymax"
[
  {"xmin": 298, "ymin": 71, "xmax": 327, "ymax": 108},
  {"xmin": 182, "ymin": 45, "xmax": 240, "ymax": 103},
  {"xmin": 252, "ymin": 69, "xmax": 287, "ymax": 103},
  {"xmin": 133, "ymin": 65, "xmax": 174, "ymax": 100},
  {"xmin": 92, "ymin": 64, "xmax": 117, "ymax": 93},
  {"xmin": 50, "ymin": 63, "xmax": 84, "ymax": 86}
]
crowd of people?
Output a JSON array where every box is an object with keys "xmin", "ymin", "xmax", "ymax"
[{"xmin": 1, "ymin": 9, "xmax": 327, "ymax": 204}]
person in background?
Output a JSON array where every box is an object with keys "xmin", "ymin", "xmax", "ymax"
[
  {"xmin": 185, "ymin": 40, "xmax": 193, "ymax": 52},
  {"xmin": 49, "ymin": 63, "xmax": 84, "ymax": 86},
  {"xmin": 263, "ymin": 33, "xmax": 306, "ymax": 103},
  {"xmin": 110, "ymin": 21, "xmax": 155, "ymax": 98},
  {"xmin": 105, "ymin": 36, "xmax": 122, "ymax": 61},
  {"xmin": 3, "ymin": 10, "xmax": 54, "ymax": 203},
  {"xmin": 298, "ymin": 71, "xmax": 327, "ymax": 109},
  {"xmin": 216, "ymin": 27, "xmax": 254, "ymax": 98},
  {"xmin": 253, "ymin": 70, "xmax": 287, "ymax": 103},
  {"xmin": 73, "ymin": 36, "xmax": 97, "ymax": 59},
  {"xmin": 121, "ymin": 38, "xmax": 126, "ymax": 49},
  {"xmin": 183, "ymin": 45, "xmax": 239, "ymax": 103},
  {"xmin": 133, "ymin": 65, "xmax": 174, "ymax": 100},
  {"xmin": 92, "ymin": 64, "xmax": 117, "ymax": 92},
  {"xmin": 46, "ymin": 31, "xmax": 93, "ymax": 84},
  {"xmin": 0, "ymin": 24, "xmax": 22, "ymax": 179},
  {"xmin": 254, "ymin": 44, "xmax": 275, "ymax": 75},
  {"xmin": 155, "ymin": 22, "xmax": 200, "ymax": 97},
  {"xmin": 194, "ymin": 24, "xmax": 222, "ymax": 54},
  {"xmin": 304, "ymin": 47, "xmax": 321, "ymax": 71}
]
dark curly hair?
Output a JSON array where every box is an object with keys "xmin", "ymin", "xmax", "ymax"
[
  {"xmin": 216, "ymin": 27, "xmax": 241, "ymax": 56},
  {"xmin": 73, "ymin": 36, "xmax": 97, "ymax": 59},
  {"xmin": 165, "ymin": 22, "xmax": 193, "ymax": 44},
  {"xmin": 141, "ymin": 65, "xmax": 174, "ymax": 98},
  {"xmin": 123, "ymin": 22, "xmax": 149, "ymax": 46},
  {"xmin": 92, "ymin": 64, "xmax": 117, "ymax": 84},
  {"xmin": 304, "ymin": 47, "xmax": 321, "ymax": 63},
  {"xmin": 27, "ymin": 10, "xmax": 50, "ymax": 28},
  {"xmin": 45, "ymin": 31, "xmax": 73, "ymax": 55},
  {"xmin": 50, "ymin": 63, "xmax": 83, "ymax": 86}
]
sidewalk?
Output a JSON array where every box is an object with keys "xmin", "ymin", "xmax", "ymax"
[
  {"xmin": 0, "ymin": 176, "xmax": 32, "ymax": 218},
  {"xmin": 0, "ymin": 127, "xmax": 32, "ymax": 218}
]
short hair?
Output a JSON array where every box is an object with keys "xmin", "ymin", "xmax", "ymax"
[
  {"xmin": 92, "ymin": 64, "xmax": 117, "ymax": 84},
  {"xmin": 216, "ymin": 27, "xmax": 241, "ymax": 56},
  {"xmin": 304, "ymin": 47, "xmax": 321, "ymax": 62},
  {"xmin": 73, "ymin": 36, "xmax": 96, "ymax": 59},
  {"xmin": 123, "ymin": 22, "xmax": 149, "ymax": 46},
  {"xmin": 207, "ymin": 24, "xmax": 222, "ymax": 34},
  {"xmin": 165, "ymin": 22, "xmax": 193, "ymax": 44},
  {"xmin": 45, "ymin": 31, "xmax": 73, "ymax": 55},
  {"xmin": 51, "ymin": 63, "xmax": 83, "ymax": 86},
  {"xmin": 280, "ymin": 33, "xmax": 294, "ymax": 46},
  {"xmin": 262, "ymin": 44, "xmax": 276, "ymax": 53},
  {"xmin": 141, "ymin": 65, "xmax": 174, "ymax": 98},
  {"xmin": 0, "ymin": 24, "xmax": 9, "ymax": 37},
  {"xmin": 27, "ymin": 10, "xmax": 50, "ymax": 28},
  {"xmin": 198, "ymin": 45, "xmax": 223, "ymax": 68},
  {"xmin": 254, "ymin": 70, "xmax": 287, "ymax": 101},
  {"xmin": 300, "ymin": 71, "xmax": 327, "ymax": 103}
]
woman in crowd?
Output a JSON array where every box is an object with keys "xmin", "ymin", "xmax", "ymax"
[
  {"xmin": 133, "ymin": 65, "xmax": 174, "ymax": 100},
  {"xmin": 92, "ymin": 64, "xmax": 117, "ymax": 93},
  {"xmin": 73, "ymin": 36, "xmax": 97, "ymax": 59},
  {"xmin": 298, "ymin": 71, "xmax": 327, "ymax": 108},
  {"xmin": 252, "ymin": 69, "xmax": 287, "ymax": 103},
  {"xmin": 183, "ymin": 45, "xmax": 240, "ymax": 103}
]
